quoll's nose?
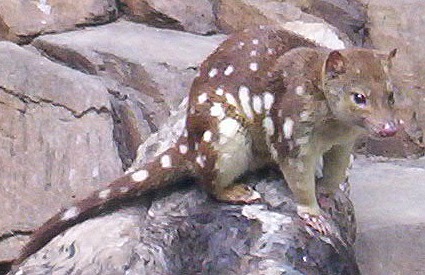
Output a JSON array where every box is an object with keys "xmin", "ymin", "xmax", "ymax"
[{"xmin": 379, "ymin": 121, "xmax": 398, "ymax": 137}]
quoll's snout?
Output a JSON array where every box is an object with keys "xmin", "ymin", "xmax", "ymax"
[{"xmin": 379, "ymin": 121, "xmax": 398, "ymax": 137}]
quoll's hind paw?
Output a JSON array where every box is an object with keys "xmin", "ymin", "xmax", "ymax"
[
  {"xmin": 215, "ymin": 184, "xmax": 262, "ymax": 204},
  {"xmin": 299, "ymin": 213, "xmax": 332, "ymax": 236}
]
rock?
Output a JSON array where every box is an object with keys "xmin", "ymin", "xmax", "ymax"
[
  {"xmin": 213, "ymin": 0, "xmax": 357, "ymax": 49},
  {"xmin": 32, "ymin": 21, "xmax": 226, "ymax": 167},
  {"xmin": 118, "ymin": 0, "xmax": 217, "ymax": 34},
  {"xmin": 9, "ymin": 172, "xmax": 359, "ymax": 275},
  {"xmin": 0, "ymin": 0, "xmax": 118, "ymax": 44},
  {"xmin": 350, "ymin": 156, "xmax": 425, "ymax": 274},
  {"xmin": 0, "ymin": 42, "xmax": 122, "ymax": 262},
  {"xmin": 360, "ymin": 0, "xmax": 425, "ymax": 156},
  {"xmin": 300, "ymin": 0, "xmax": 367, "ymax": 46}
]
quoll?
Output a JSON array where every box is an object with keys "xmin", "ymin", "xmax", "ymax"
[{"xmin": 15, "ymin": 26, "xmax": 400, "ymax": 265}]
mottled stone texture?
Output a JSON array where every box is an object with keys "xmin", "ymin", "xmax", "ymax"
[
  {"xmin": 0, "ymin": 0, "xmax": 117, "ymax": 44},
  {"xmin": 10, "ymin": 173, "xmax": 359, "ymax": 275},
  {"xmin": 118, "ymin": 0, "xmax": 218, "ymax": 34},
  {"xmin": 0, "ymin": 41, "xmax": 121, "ymax": 261}
]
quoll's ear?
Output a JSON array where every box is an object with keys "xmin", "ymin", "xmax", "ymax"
[{"xmin": 325, "ymin": 50, "xmax": 347, "ymax": 78}]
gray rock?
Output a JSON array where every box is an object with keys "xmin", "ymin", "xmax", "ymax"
[
  {"xmin": 350, "ymin": 156, "xmax": 425, "ymax": 274},
  {"xmin": 32, "ymin": 20, "xmax": 226, "ymax": 167},
  {"xmin": 119, "ymin": 0, "xmax": 218, "ymax": 35},
  {"xmin": 9, "ymin": 172, "xmax": 359, "ymax": 275},
  {"xmin": 301, "ymin": 0, "xmax": 367, "ymax": 46},
  {"xmin": 0, "ymin": 42, "xmax": 122, "ymax": 262},
  {"xmin": 0, "ymin": 0, "xmax": 117, "ymax": 44},
  {"xmin": 213, "ymin": 0, "xmax": 353, "ymax": 49}
]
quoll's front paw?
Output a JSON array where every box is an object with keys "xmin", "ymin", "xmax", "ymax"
[{"xmin": 298, "ymin": 210, "xmax": 332, "ymax": 236}]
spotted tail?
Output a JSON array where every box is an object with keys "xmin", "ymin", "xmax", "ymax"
[{"xmin": 15, "ymin": 136, "xmax": 195, "ymax": 265}]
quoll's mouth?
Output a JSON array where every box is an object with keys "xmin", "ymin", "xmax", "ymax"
[
  {"xmin": 365, "ymin": 119, "xmax": 399, "ymax": 138},
  {"xmin": 377, "ymin": 121, "xmax": 398, "ymax": 137}
]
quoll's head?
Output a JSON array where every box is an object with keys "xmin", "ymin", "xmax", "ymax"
[{"xmin": 322, "ymin": 48, "xmax": 399, "ymax": 137}]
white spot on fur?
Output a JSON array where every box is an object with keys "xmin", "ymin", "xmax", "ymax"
[
  {"xmin": 98, "ymin": 189, "xmax": 111, "ymax": 199},
  {"xmin": 252, "ymin": 39, "xmax": 259, "ymax": 45},
  {"xmin": 250, "ymin": 50, "xmax": 257, "ymax": 57},
  {"xmin": 198, "ymin": 92, "xmax": 208, "ymax": 104},
  {"xmin": 160, "ymin": 155, "xmax": 172, "ymax": 168},
  {"xmin": 295, "ymin": 86, "xmax": 305, "ymax": 96},
  {"xmin": 267, "ymin": 48, "xmax": 275, "ymax": 55},
  {"xmin": 225, "ymin": 93, "xmax": 238, "ymax": 107},
  {"xmin": 183, "ymin": 129, "xmax": 188, "ymax": 137},
  {"xmin": 249, "ymin": 62, "xmax": 259, "ymax": 72},
  {"xmin": 203, "ymin": 130, "xmax": 213, "ymax": 142},
  {"xmin": 208, "ymin": 68, "xmax": 218, "ymax": 78},
  {"xmin": 196, "ymin": 154, "xmax": 206, "ymax": 168},
  {"xmin": 262, "ymin": 117, "xmax": 275, "ymax": 136},
  {"xmin": 218, "ymin": 118, "xmax": 241, "ymax": 145},
  {"xmin": 210, "ymin": 102, "xmax": 226, "ymax": 120},
  {"xmin": 283, "ymin": 117, "xmax": 294, "ymax": 139},
  {"xmin": 263, "ymin": 92, "xmax": 274, "ymax": 111},
  {"xmin": 238, "ymin": 86, "xmax": 254, "ymax": 119},
  {"xmin": 120, "ymin": 187, "xmax": 129, "ymax": 193},
  {"xmin": 215, "ymin": 87, "xmax": 224, "ymax": 96},
  {"xmin": 224, "ymin": 65, "xmax": 234, "ymax": 76},
  {"xmin": 252, "ymin": 95, "xmax": 263, "ymax": 114},
  {"xmin": 131, "ymin": 170, "xmax": 149, "ymax": 182},
  {"xmin": 195, "ymin": 142, "xmax": 199, "ymax": 151},
  {"xmin": 61, "ymin": 207, "xmax": 79, "ymax": 221},
  {"xmin": 179, "ymin": 144, "xmax": 188, "ymax": 154},
  {"xmin": 238, "ymin": 41, "xmax": 245, "ymax": 49}
]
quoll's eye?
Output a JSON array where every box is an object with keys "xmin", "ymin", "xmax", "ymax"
[{"xmin": 352, "ymin": 93, "xmax": 367, "ymax": 105}]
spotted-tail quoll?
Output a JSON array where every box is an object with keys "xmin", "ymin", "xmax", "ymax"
[{"xmin": 14, "ymin": 26, "xmax": 400, "ymax": 265}]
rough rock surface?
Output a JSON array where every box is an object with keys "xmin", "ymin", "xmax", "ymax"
[
  {"xmin": 213, "ymin": 0, "xmax": 365, "ymax": 48},
  {"xmin": 9, "ymin": 172, "xmax": 359, "ymax": 275},
  {"xmin": 351, "ymin": 156, "xmax": 425, "ymax": 274},
  {"xmin": 0, "ymin": 0, "xmax": 118, "ymax": 44},
  {"xmin": 119, "ymin": 0, "xmax": 217, "ymax": 34},
  {"xmin": 0, "ymin": 41, "xmax": 122, "ymax": 261},
  {"xmin": 32, "ymin": 21, "xmax": 226, "ymax": 167}
]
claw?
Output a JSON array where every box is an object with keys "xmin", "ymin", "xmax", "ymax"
[{"xmin": 299, "ymin": 212, "xmax": 332, "ymax": 235}]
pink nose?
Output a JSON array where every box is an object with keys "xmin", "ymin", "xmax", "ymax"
[{"xmin": 379, "ymin": 122, "xmax": 398, "ymax": 137}]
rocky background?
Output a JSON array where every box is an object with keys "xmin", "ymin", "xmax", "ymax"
[{"xmin": 0, "ymin": 0, "xmax": 424, "ymax": 274}]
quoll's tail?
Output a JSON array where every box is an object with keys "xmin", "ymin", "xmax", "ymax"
[{"xmin": 15, "ymin": 136, "xmax": 194, "ymax": 265}]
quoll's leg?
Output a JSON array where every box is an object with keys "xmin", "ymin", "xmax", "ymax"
[
  {"xmin": 194, "ymin": 118, "xmax": 261, "ymax": 204},
  {"xmin": 320, "ymin": 144, "xmax": 353, "ymax": 194},
  {"xmin": 280, "ymin": 152, "xmax": 331, "ymax": 235}
]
